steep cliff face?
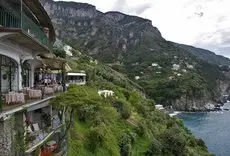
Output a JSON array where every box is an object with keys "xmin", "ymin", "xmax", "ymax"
[
  {"xmin": 41, "ymin": 0, "xmax": 164, "ymax": 63},
  {"xmin": 41, "ymin": 0, "xmax": 230, "ymax": 66},
  {"xmin": 40, "ymin": 0, "xmax": 230, "ymax": 110}
]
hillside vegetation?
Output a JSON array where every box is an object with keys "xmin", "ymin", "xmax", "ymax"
[{"xmin": 50, "ymin": 49, "xmax": 212, "ymax": 156}]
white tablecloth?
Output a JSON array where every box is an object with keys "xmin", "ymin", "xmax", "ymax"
[
  {"xmin": 44, "ymin": 87, "xmax": 54, "ymax": 95},
  {"xmin": 5, "ymin": 93, "xmax": 25, "ymax": 104},
  {"xmin": 52, "ymin": 85, "xmax": 63, "ymax": 92},
  {"xmin": 27, "ymin": 89, "xmax": 42, "ymax": 99}
]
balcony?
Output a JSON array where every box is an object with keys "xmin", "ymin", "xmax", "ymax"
[
  {"xmin": 1, "ymin": 84, "xmax": 64, "ymax": 114},
  {"xmin": 0, "ymin": 53, "xmax": 70, "ymax": 114},
  {"xmin": 0, "ymin": 8, "xmax": 52, "ymax": 52},
  {"xmin": 24, "ymin": 105, "xmax": 63, "ymax": 154}
]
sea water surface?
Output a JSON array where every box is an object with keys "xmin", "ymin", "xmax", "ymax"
[{"xmin": 178, "ymin": 102, "xmax": 230, "ymax": 156}]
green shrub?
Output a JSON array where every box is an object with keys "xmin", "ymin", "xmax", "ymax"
[
  {"xmin": 128, "ymin": 91, "xmax": 141, "ymax": 105},
  {"xmin": 135, "ymin": 121, "xmax": 147, "ymax": 136},
  {"xmin": 113, "ymin": 99, "xmax": 131, "ymax": 119},
  {"xmin": 160, "ymin": 126, "xmax": 187, "ymax": 155},
  {"xmin": 87, "ymin": 125, "xmax": 106, "ymax": 151},
  {"xmin": 136, "ymin": 104, "xmax": 148, "ymax": 116},
  {"xmin": 166, "ymin": 119, "xmax": 177, "ymax": 128},
  {"xmin": 187, "ymin": 137, "xmax": 197, "ymax": 147},
  {"xmin": 196, "ymin": 139, "xmax": 207, "ymax": 149},
  {"xmin": 113, "ymin": 99, "xmax": 124, "ymax": 113},
  {"xmin": 145, "ymin": 137, "xmax": 162, "ymax": 156},
  {"xmin": 128, "ymin": 131, "xmax": 137, "ymax": 144},
  {"xmin": 77, "ymin": 105, "xmax": 96, "ymax": 122},
  {"xmin": 121, "ymin": 105, "xmax": 131, "ymax": 119},
  {"xmin": 119, "ymin": 133, "xmax": 133, "ymax": 156},
  {"xmin": 122, "ymin": 89, "xmax": 130, "ymax": 100}
]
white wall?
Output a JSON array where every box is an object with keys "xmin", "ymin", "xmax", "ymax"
[
  {"xmin": 0, "ymin": 44, "xmax": 20, "ymax": 91},
  {"xmin": 0, "ymin": 40, "xmax": 34, "ymax": 91}
]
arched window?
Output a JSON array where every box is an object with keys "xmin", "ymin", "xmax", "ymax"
[{"xmin": 0, "ymin": 55, "xmax": 18, "ymax": 93}]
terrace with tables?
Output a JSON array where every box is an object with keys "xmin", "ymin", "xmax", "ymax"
[{"xmin": 0, "ymin": 54, "xmax": 71, "ymax": 112}]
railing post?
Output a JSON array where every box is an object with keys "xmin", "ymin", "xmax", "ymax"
[
  {"xmin": 0, "ymin": 56, "xmax": 2, "ymax": 111},
  {"xmin": 62, "ymin": 63, "xmax": 66, "ymax": 92},
  {"xmin": 41, "ymin": 67, "xmax": 45, "ymax": 99},
  {"xmin": 0, "ymin": 89, "xmax": 2, "ymax": 112}
]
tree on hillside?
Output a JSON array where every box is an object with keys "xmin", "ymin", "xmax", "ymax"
[{"xmin": 49, "ymin": 85, "xmax": 103, "ymax": 149}]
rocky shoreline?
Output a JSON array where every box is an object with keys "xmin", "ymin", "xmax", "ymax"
[
  {"xmin": 157, "ymin": 97, "xmax": 230, "ymax": 117},
  {"xmin": 166, "ymin": 104, "xmax": 229, "ymax": 117},
  {"xmin": 171, "ymin": 94, "xmax": 230, "ymax": 112}
]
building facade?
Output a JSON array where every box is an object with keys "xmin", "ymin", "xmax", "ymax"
[
  {"xmin": 0, "ymin": 0, "xmax": 68, "ymax": 155},
  {"xmin": 66, "ymin": 72, "xmax": 86, "ymax": 86}
]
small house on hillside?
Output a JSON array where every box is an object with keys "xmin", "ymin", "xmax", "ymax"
[
  {"xmin": 172, "ymin": 64, "xmax": 180, "ymax": 71},
  {"xmin": 152, "ymin": 63, "xmax": 158, "ymax": 67},
  {"xmin": 155, "ymin": 105, "xmax": 164, "ymax": 110},
  {"xmin": 135, "ymin": 76, "xmax": 140, "ymax": 80},
  {"xmin": 187, "ymin": 64, "xmax": 194, "ymax": 69},
  {"xmin": 98, "ymin": 90, "xmax": 114, "ymax": 98}
]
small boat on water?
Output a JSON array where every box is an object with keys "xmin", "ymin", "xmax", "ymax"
[{"xmin": 224, "ymin": 108, "xmax": 229, "ymax": 111}]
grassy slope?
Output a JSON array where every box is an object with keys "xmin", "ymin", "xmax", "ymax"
[{"xmin": 54, "ymin": 51, "xmax": 212, "ymax": 156}]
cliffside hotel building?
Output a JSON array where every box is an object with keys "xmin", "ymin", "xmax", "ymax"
[{"xmin": 0, "ymin": 0, "xmax": 69, "ymax": 155}]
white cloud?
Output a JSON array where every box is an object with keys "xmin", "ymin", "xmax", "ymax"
[
  {"xmin": 112, "ymin": 0, "xmax": 152, "ymax": 15},
  {"xmin": 55, "ymin": 0, "xmax": 230, "ymax": 58}
]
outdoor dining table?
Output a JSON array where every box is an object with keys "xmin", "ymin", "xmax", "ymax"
[
  {"xmin": 51, "ymin": 85, "xmax": 63, "ymax": 92},
  {"xmin": 5, "ymin": 92, "xmax": 25, "ymax": 104},
  {"xmin": 44, "ymin": 87, "xmax": 54, "ymax": 95},
  {"xmin": 27, "ymin": 89, "xmax": 42, "ymax": 99}
]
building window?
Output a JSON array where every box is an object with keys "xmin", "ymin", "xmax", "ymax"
[{"xmin": 0, "ymin": 55, "xmax": 18, "ymax": 93}]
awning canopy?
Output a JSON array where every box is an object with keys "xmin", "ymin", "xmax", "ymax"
[
  {"xmin": 67, "ymin": 73, "xmax": 86, "ymax": 76},
  {"xmin": 39, "ymin": 53, "xmax": 56, "ymax": 59},
  {"xmin": 36, "ymin": 56, "xmax": 71, "ymax": 72}
]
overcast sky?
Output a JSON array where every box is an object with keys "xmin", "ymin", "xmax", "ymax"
[{"xmin": 55, "ymin": 0, "xmax": 230, "ymax": 58}]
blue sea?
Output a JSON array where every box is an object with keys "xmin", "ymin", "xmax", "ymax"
[{"xmin": 178, "ymin": 102, "xmax": 230, "ymax": 156}]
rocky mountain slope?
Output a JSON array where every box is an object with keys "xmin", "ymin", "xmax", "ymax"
[
  {"xmin": 40, "ymin": 0, "xmax": 230, "ymax": 66},
  {"xmin": 40, "ymin": 0, "xmax": 230, "ymax": 111},
  {"xmin": 174, "ymin": 43, "xmax": 230, "ymax": 66}
]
